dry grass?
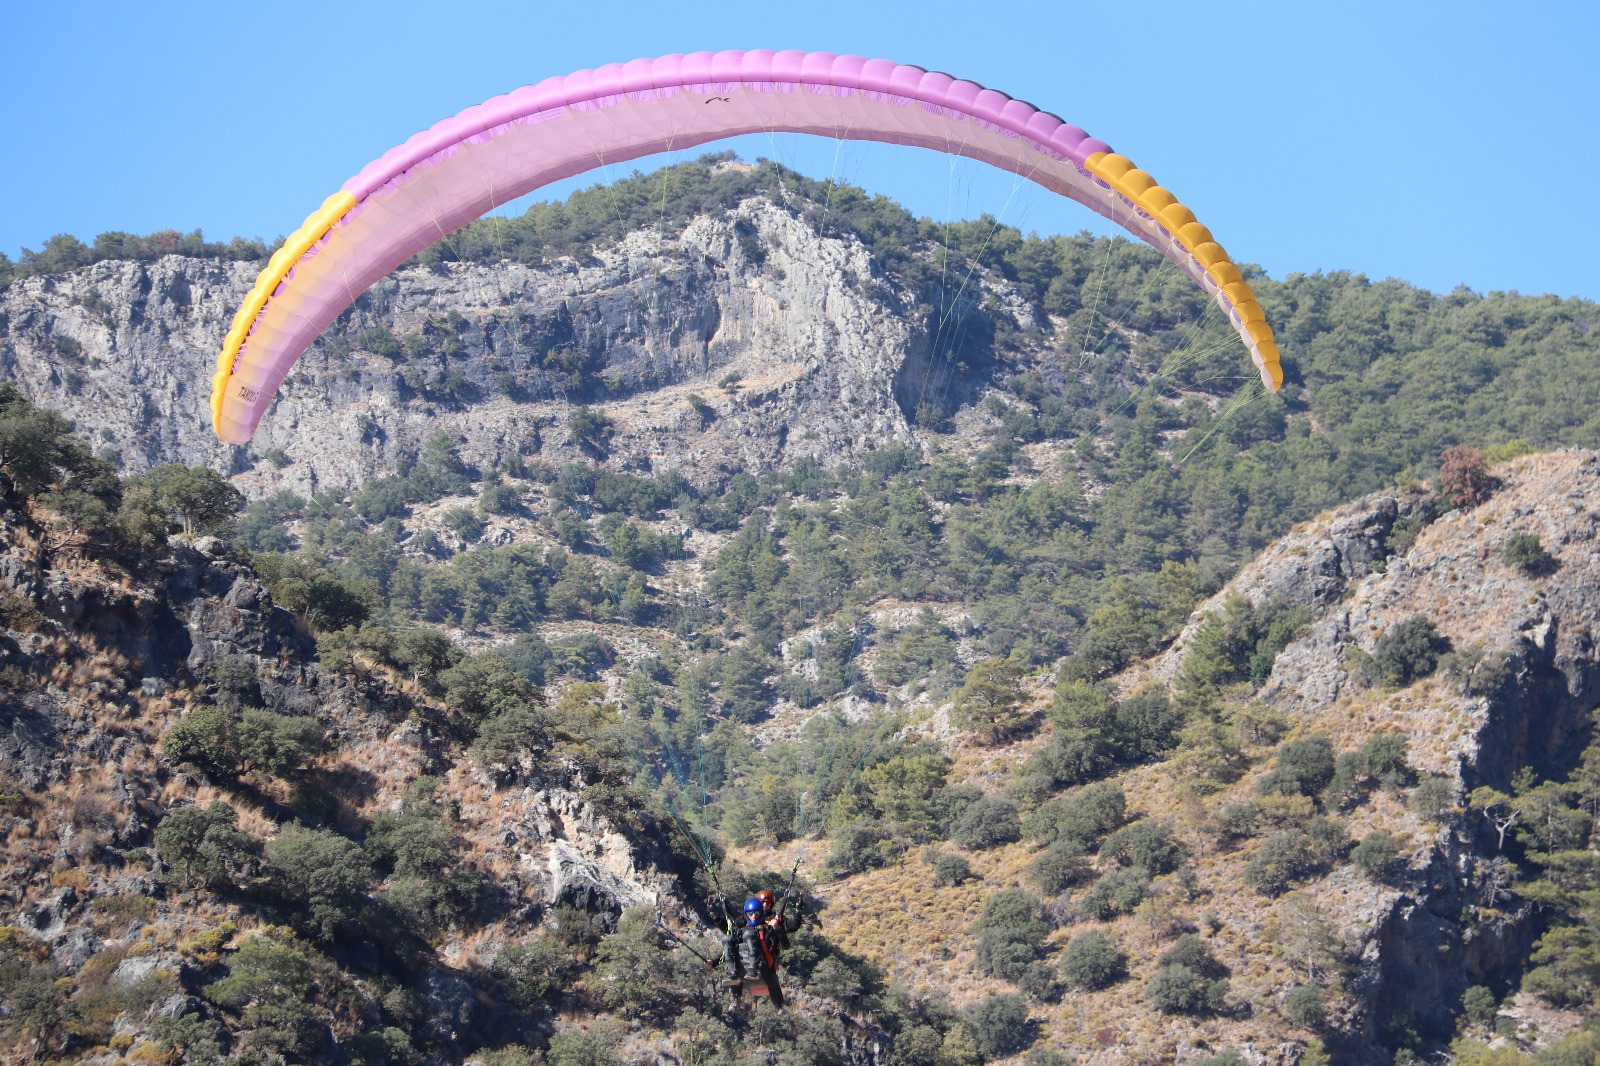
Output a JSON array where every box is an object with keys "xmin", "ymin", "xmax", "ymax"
[{"xmin": 728, "ymin": 655, "xmax": 1469, "ymax": 1061}]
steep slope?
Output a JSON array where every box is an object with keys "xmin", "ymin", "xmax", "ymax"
[
  {"xmin": 0, "ymin": 195, "xmax": 968, "ymax": 493},
  {"xmin": 2, "ymin": 441, "xmax": 1598, "ymax": 1062},
  {"xmin": 800, "ymin": 451, "xmax": 1600, "ymax": 1064},
  {"xmin": 0, "ymin": 494, "xmax": 696, "ymax": 1062}
]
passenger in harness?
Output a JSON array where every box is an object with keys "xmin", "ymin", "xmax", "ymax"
[{"xmin": 721, "ymin": 891, "xmax": 803, "ymax": 1007}]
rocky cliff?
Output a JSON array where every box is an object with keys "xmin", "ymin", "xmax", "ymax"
[
  {"xmin": 0, "ymin": 195, "xmax": 1012, "ymax": 495},
  {"xmin": 0, "ymin": 493, "xmax": 695, "ymax": 1061},
  {"xmin": 1174, "ymin": 451, "xmax": 1600, "ymax": 1055}
]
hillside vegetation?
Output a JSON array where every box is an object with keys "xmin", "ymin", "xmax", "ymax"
[{"xmin": 2, "ymin": 160, "xmax": 1599, "ymax": 1064}]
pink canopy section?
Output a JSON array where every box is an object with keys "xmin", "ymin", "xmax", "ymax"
[{"xmin": 214, "ymin": 50, "xmax": 1276, "ymax": 444}]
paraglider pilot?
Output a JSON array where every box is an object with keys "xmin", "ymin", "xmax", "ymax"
[{"xmin": 719, "ymin": 889, "xmax": 804, "ymax": 1007}]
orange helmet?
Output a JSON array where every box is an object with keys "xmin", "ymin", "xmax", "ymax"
[{"xmin": 755, "ymin": 890, "xmax": 777, "ymax": 909}]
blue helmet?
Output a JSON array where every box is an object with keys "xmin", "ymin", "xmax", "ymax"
[{"xmin": 743, "ymin": 897, "xmax": 764, "ymax": 920}]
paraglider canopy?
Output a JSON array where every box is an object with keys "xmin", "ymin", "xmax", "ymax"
[{"xmin": 212, "ymin": 50, "xmax": 1281, "ymax": 444}]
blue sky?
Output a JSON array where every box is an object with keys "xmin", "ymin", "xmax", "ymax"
[{"xmin": 3, "ymin": 0, "xmax": 1596, "ymax": 298}]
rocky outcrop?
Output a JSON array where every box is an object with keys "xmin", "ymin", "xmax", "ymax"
[
  {"xmin": 1159, "ymin": 452, "xmax": 1600, "ymax": 788},
  {"xmin": 1154, "ymin": 489, "xmax": 1435, "ymax": 683},
  {"xmin": 0, "ymin": 493, "xmax": 694, "ymax": 1059},
  {"xmin": 1151, "ymin": 452, "xmax": 1600, "ymax": 1058},
  {"xmin": 1259, "ymin": 452, "xmax": 1600, "ymax": 786},
  {"xmin": 0, "ymin": 199, "xmax": 1019, "ymax": 494}
]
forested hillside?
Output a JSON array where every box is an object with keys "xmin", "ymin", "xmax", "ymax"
[{"xmin": 2, "ymin": 158, "xmax": 1599, "ymax": 1064}]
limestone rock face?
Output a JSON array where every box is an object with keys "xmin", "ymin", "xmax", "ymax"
[
  {"xmin": 0, "ymin": 689, "xmax": 69, "ymax": 789},
  {"xmin": 1149, "ymin": 451, "xmax": 1600, "ymax": 1055},
  {"xmin": 1155, "ymin": 489, "xmax": 1435, "ymax": 683},
  {"xmin": 0, "ymin": 200, "xmax": 980, "ymax": 494},
  {"xmin": 1258, "ymin": 452, "xmax": 1600, "ymax": 784},
  {"xmin": 1159, "ymin": 453, "xmax": 1600, "ymax": 789}
]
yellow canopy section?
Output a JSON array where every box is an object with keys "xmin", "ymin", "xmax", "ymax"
[
  {"xmin": 211, "ymin": 191, "xmax": 357, "ymax": 436},
  {"xmin": 1085, "ymin": 151, "xmax": 1281, "ymax": 387}
]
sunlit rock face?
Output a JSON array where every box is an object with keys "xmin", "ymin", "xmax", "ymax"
[{"xmin": 0, "ymin": 199, "xmax": 1012, "ymax": 495}]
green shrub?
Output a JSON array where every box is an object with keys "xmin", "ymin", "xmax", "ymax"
[
  {"xmin": 478, "ymin": 480, "xmax": 522, "ymax": 518},
  {"xmin": 1461, "ymin": 985, "xmax": 1497, "ymax": 1027},
  {"xmin": 968, "ymin": 994, "xmax": 1030, "ymax": 1058},
  {"xmin": 1058, "ymin": 930, "xmax": 1126, "ymax": 991},
  {"xmin": 160, "ymin": 706, "xmax": 239, "ymax": 781},
  {"xmin": 0, "ymin": 384, "xmax": 122, "ymax": 530},
  {"xmin": 1502, "ymin": 531, "xmax": 1554, "ymax": 573},
  {"xmin": 153, "ymin": 801, "xmax": 255, "ymax": 891},
  {"xmin": 442, "ymin": 654, "xmax": 543, "ymax": 722},
  {"xmin": 364, "ymin": 802, "xmax": 479, "ymax": 929},
  {"xmin": 1440, "ymin": 645, "xmax": 1515, "ymax": 698},
  {"xmin": 493, "ymin": 936, "xmax": 584, "ymax": 1006},
  {"xmin": 1323, "ymin": 733, "xmax": 1414, "ymax": 810},
  {"xmin": 1048, "ymin": 679, "xmax": 1114, "ymax": 732},
  {"xmin": 209, "ymin": 654, "xmax": 262, "ymax": 707},
  {"xmin": 392, "ymin": 626, "xmax": 461, "ymax": 685},
  {"xmin": 203, "ymin": 929, "xmax": 340, "ymax": 1061},
  {"xmin": 1350, "ymin": 831, "xmax": 1403, "ymax": 882},
  {"xmin": 826, "ymin": 821, "xmax": 891, "ymax": 878},
  {"xmin": 1024, "ymin": 727, "xmax": 1114, "ymax": 790},
  {"xmin": 470, "ymin": 708, "xmax": 547, "ymax": 785},
  {"xmin": 1147, "ymin": 935, "xmax": 1229, "ymax": 1016},
  {"xmin": 1097, "ymin": 820, "xmax": 1185, "ymax": 874},
  {"xmin": 1408, "ymin": 776, "xmax": 1458, "ymax": 820},
  {"xmin": 1256, "ymin": 735, "xmax": 1337, "ymax": 798},
  {"xmin": 1112, "ymin": 690, "xmax": 1182, "ymax": 762},
  {"xmin": 717, "ymin": 643, "xmax": 774, "ymax": 723},
  {"xmin": 1217, "ymin": 800, "xmax": 1261, "ymax": 841},
  {"xmin": 1287, "ymin": 985, "xmax": 1327, "ymax": 1028},
  {"xmin": 264, "ymin": 826, "xmax": 374, "ymax": 941},
  {"xmin": 1362, "ymin": 616, "xmax": 1445, "ymax": 688},
  {"xmin": 1078, "ymin": 867, "xmax": 1148, "ymax": 920},
  {"xmin": 1018, "ymin": 962, "xmax": 1063, "ymax": 1004},
  {"xmin": 1027, "ymin": 841, "xmax": 1090, "ymax": 895},
  {"xmin": 1148, "ymin": 962, "xmax": 1229, "ymax": 1015},
  {"xmin": 587, "ymin": 907, "xmax": 696, "ymax": 1015},
  {"xmin": 443, "ymin": 507, "xmax": 484, "ymax": 542},
  {"xmin": 950, "ymin": 797, "xmax": 1021, "ymax": 850},
  {"xmin": 1022, "ymin": 781, "xmax": 1125, "ymax": 848},
  {"xmin": 121, "ymin": 463, "xmax": 244, "ymax": 539},
  {"xmin": 871, "ymin": 612, "xmax": 959, "ymax": 687},
  {"xmin": 236, "ymin": 710, "xmax": 327, "ymax": 778},
  {"xmin": 149, "ymin": 1012, "xmax": 227, "ymax": 1064},
  {"xmin": 933, "ymin": 853, "xmax": 973, "ymax": 886},
  {"xmin": 951, "ymin": 657, "xmax": 1031, "ymax": 744},
  {"xmin": 253, "ymin": 553, "xmax": 376, "ymax": 632},
  {"xmin": 861, "ymin": 750, "xmax": 950, "ymax": 838},
  {"xmin": 567, "ymin": 407, "xmax": 614, "ymax": 457},
  {"xmin": 1025, "ymin": 1051, "xmax": 1072, "ymax": 1066},
  {"xmin": 1244, "ymin": 830, "xmax": 1325, "ymax": 896},
  {"xmin": 971, "ymin": 889, "xmax": 1047, "ymax": 980},
  {"xmin": 808, "ymin": 957, "xmax": 864, "ymax": 1002},
  {"xmin": 1304, "ymin": 816, "xmax": 1351, "ymax": 861}
]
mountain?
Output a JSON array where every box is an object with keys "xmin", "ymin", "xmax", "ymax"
[
  {"xmin": 0, "ymin": 487, "xmax": 701, "ymax": 1062},
  {"xmin": 0, "ymin": 163, "xmax": 989, "ymax": 494},
  {"xmin": 3, "ymin": 158, "xmax": 1600, "ymax": 1064}
]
